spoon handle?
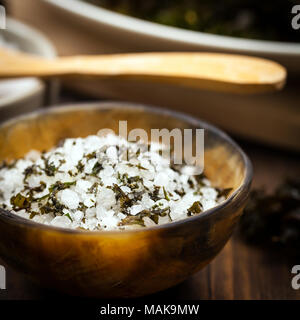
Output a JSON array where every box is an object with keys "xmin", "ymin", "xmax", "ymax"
[{"xmin": 0, "ymin": 50, "xmax": 286, "ymax": 93}]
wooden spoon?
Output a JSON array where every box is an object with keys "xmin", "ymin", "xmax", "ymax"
[{"xmin": 0, "ymin": 48, "xmax": 286, "ymax": 94}]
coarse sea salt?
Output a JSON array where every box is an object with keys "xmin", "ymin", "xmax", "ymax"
[{"xmin": 0, "ymin": 134, "xmax": 230, "ymax": 231}]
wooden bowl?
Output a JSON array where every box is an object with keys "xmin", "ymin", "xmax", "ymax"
[{"xmin": 0, "ymin": 102, "xmax": 252, "ymax": 298}]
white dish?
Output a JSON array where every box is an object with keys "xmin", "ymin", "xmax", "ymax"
[
  {"xmin": 0, "ymin": 18, "xmax": 56, "ymax": 122},
  {"xmin": 44, "ymin": 0, "xmax": 300, "ymax": 72}
]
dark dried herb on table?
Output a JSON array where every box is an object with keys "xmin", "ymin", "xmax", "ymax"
[{"xmin": 239, "ymin": 178, "xmax": 300, "ymax": 257}]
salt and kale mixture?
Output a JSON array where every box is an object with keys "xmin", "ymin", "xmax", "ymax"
[{"xmin": 0, "ymin": 134, "xmax": 229, "ymax": 230}]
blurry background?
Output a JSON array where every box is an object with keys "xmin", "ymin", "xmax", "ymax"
[{"xmin": 6, "ymin": 0, "xmax": 300, "ymax": 151}]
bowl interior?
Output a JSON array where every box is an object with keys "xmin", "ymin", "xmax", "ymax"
[{"xmin": 0, "ymin": 103, "xmax": 247, "ymax": 195}]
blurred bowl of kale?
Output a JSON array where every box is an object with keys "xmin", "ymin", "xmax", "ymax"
[
  {"xmin": 43, "ymin": 0, "xmax": 300, "ymax": 72},
  {"xmin": 86, "ymin": 0, "xmax": 299, "ymax": 43}
]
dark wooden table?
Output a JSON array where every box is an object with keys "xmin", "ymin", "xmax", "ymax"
[{"xmin": 0, "ymin": 93, "xmax": 299, "ymax": 300}]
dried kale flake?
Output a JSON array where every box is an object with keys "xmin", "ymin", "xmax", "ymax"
[
  {"xmin": 44, "ymin": 160, "xmax": 58, "ymax": 176},
  {"xmin": 10, "ymin": 193, "xmax": 32, "ymax": 211},
  {"xmin": 91, "ymin": 161, "xmax": 103, "ymax": 176},
  {"xmin": 187, "ymin": 201, "xmax": 202, "ymax": 216},
  {"xmin": 49, "ymin": 181, "xmax": 76, "ymax": 193}
]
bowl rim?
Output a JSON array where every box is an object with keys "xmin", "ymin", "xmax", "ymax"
[
  {"xmin": 0, "ymin": 101, "xmax": 253, "ymax": 235},
  {"xmin": 4, "ymin": 17, "xmax": 56, "ymax": 58},
  {"xmin": 0, "ymin": 17, "xmax": 56, "ymax": 110},
  {"xmin": 0, "ymin": 78, "xmax": 44, "ymax": 109},
  {"xmin": 44, "ymin": 0, "xmax": 300, "ymax": 56}
]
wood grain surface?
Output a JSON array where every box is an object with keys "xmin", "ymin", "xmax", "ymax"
[{"xmin": 0, "ymin": 96, "xmax": 299, "ymax": 300}]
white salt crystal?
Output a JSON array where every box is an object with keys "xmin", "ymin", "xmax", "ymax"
[
  {"xmin": 97, "ymin": 188, "xmax": 116, "ymax": 209},
  {"xmin": 59, "ymin": 189, "xmax": 80, "ymax": 210},
  {"xmin": 51, "ymin": 216, "xmax": 72, "ymax": 228},
  {"xmin": 130, "ymin": 205, "xmax": 143, "ymax": 216}
]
